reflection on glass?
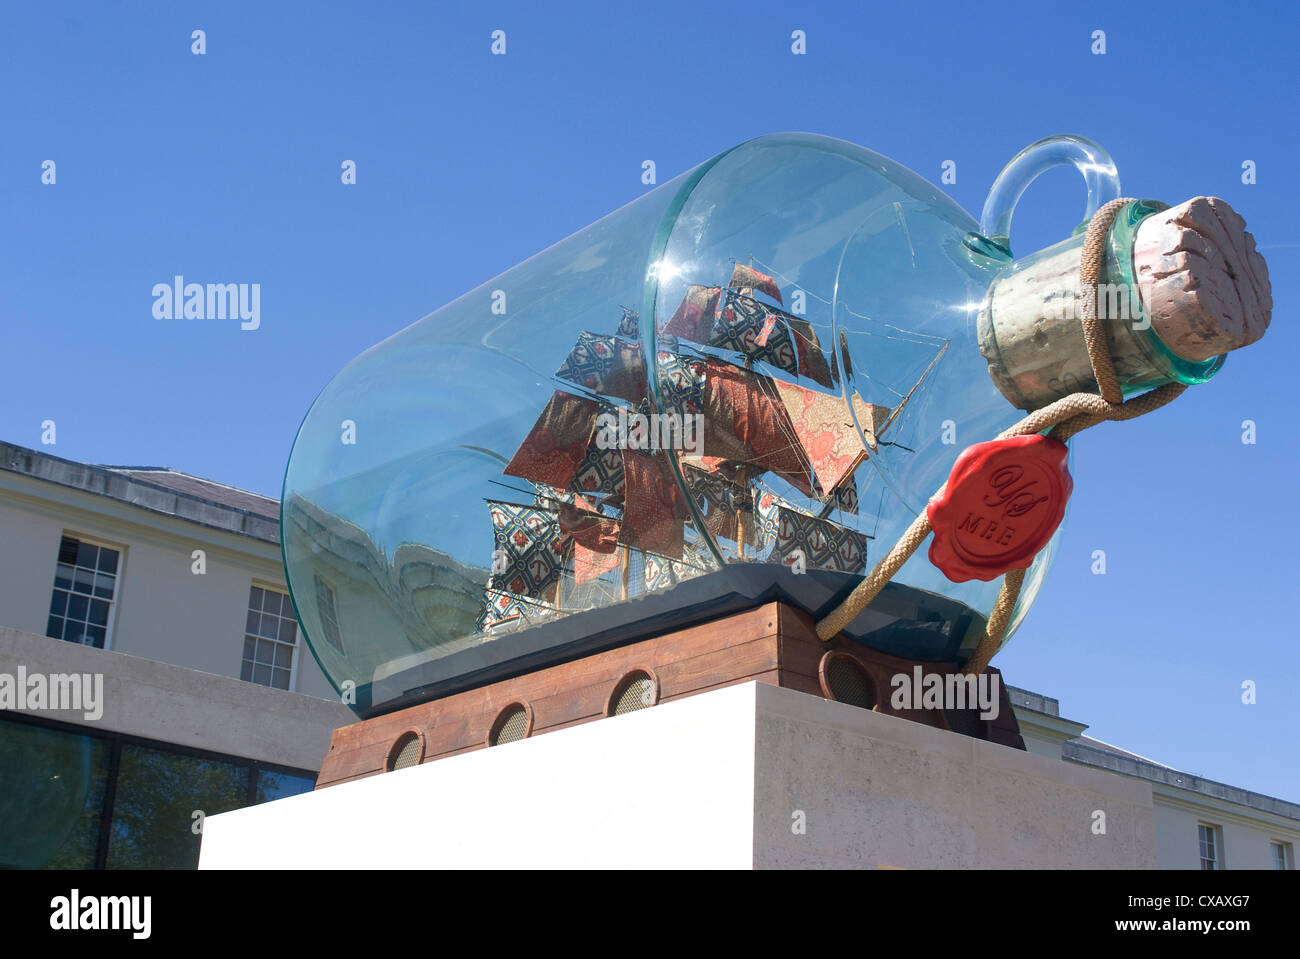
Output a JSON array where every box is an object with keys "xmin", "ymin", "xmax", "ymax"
[
  {"xmin": 283, "ymin": 134, "xmax": 1068, "ymax": 717},
  {"xmin": 106, "ymin": 745, "xmax": 249, "ymax": 869},
  {"xmin": 0, "ymin": 719, "xmax": 107, "ymax": 869},
  {"xmin": 254, "ymin": 770, "xmax": 316, "ymax": 804}
]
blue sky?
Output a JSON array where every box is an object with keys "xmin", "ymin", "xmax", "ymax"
[{"xmin": 2, "ymin": 1, "xmax": 1298, "ymax": 798}]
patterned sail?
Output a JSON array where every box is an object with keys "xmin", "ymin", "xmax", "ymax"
[
  {"xmin": 773, "ymin": 380, "xmax": 890, "ymax": 502},
  {"xmin": 476, "ymin": 588, "xmax": 553, "ymax": 633},
  {"xmin": 728, "ymin": 263, "xmax": 783, "ymax": 303},
  {"xmin": 711, "ymin": 289, "xmax": 833, "ymax": 387},
  {"xmin": 484, "ymin": 500, "xmax": 568, "ymax": 602},
  {"xmin": 554, "ymin": 331, "xmax": 646, "ymax": 405},
  {"xmin": 503, "ymin": 391, "xmax": 601, "ymax": 489},
  {"xmin": 752, "ymin": 489, "xmax": 868, "ymax": 574},
  {"xmin": 662, "ymin": 285, "xmax": 722, "ymax": 341},
  {"xmin": 483, "ymin": 261, "xmax": 945, "ymax": 635},
  {"xmin": 618, "ymin": 449, "xmax": 691, "ymax": 559},
  {"xmin": 683, "ymin": 463, "xmax": 757, "ymax": 546},
  {"xmin": 700, "ymin": 357, "xmax": 818, "ymax": 496}
]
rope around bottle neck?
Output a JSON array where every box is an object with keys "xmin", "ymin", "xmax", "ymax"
[{"xmin": 814, "ymin": 198, "xmax": 1190, "ymax": 674}]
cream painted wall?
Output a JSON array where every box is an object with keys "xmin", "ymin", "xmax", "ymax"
[
  {"xmin": 1153, "ymin": 798, "xmax": 1299, "ymax": 870},
  {"xmin": 0, "ymin": 477, "xmax": 337, "ymax": 702},
  {"xmin": 0, "ymin": 499, "xmax": 58, "ymax": 637}
]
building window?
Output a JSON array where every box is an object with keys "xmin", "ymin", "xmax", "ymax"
[
  {"xmin": 313, "ymin": 575, "xmax": 345, "ymax": 654},
  {"xmin": 1198, "ymin": 823, "xmax": 1220, "ymax": 870},
  {"xmin": 0, "ymin": 712, "xmax": 316, "ymax": 870},
  {"xmin": 241, "ymin": 586, "xmax": 297, "ymax": 690},
  {"xmin": 46, "ymin": 535, "xmax": 120, "ymax": 649},
  {"xmin": 1272, "ymin": 841, "xmax": 1292, "ymax": 870}
]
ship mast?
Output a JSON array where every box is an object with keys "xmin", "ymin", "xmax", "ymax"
[{"xmin": 818, "ymin": 339, "xmax": 949, "ymax": 520}]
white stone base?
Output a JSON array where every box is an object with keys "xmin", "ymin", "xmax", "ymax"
[{"xmin": 199, "ymin": 682, "xmax": 1156, "ymax": 869}]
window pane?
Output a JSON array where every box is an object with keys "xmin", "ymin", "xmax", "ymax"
[
  {"xmin": 76, "ymin": 542, "xmax": 98, "ymax": 569},
  {"xmin": 54, "ymin": 564, "xmax": 74, "ymax": 589},
  {"xmin": 255, "ymin": 641, "xmax": 276, "ymax": 665},
  {"xmin": 84, "ymin": 626, "xmax": 106, "ymax": 648},
  {"xmin": 93, "ymin": 573, "xmax": 115, "ymax": 599},
  {"xmin": 248, "ymin": 586, "xmax": 263, "ymax": 610},
  {"xmin": 73, "ymin": 567, "xmax": 94, "ymax": 594},
  {"xmin": 242, "ymin": 637, "xmax": 255, "ymax": 660},
  {"xmin": 254, "ymin": 769, "xmax": 315, "ymax": 804},
  {"xmin": 49, "ymin": 591, "xmax": 68, "ymax": 616},
  {"xmin": 88, "ymin": 600, "xmax": 109, "ymax": 627},
  {"xmin": 274, "ymin": 643, "xmax": 293, "ymax": 668},
  {"xmin": 245, "ymin": 610, "xmax": 258, "ymax": 634},
  {"xmin": 58, "ymin": 537, "xmax": 79, "ymax": 566},
  {"xmin": 315, "ymin": 576, "xmax": 335, "ymax": 615},
  {"xmin": 240, "ymin": 660, "xmax": 253, "ymax": 682},
  {"xmin": 106, "ymin": 744, "xmax": 251, "ymax": 869},
  {"xmin": 67, "ymin": 593, "xmax": 89, "ymax": 621},
  {"xmin": 62, "ymin": 619, "xmax": 88, "ymax": 643},
  {"xmin": 252, "ymin": 663, "xmax": 272, "ymax": 685},
  {"xmin": 271, "ymin": 668, "xmax": 291, "ymax": 690},
  {"xmin": 97, "ymin": 549, "xmax": 119, "ymax": 574},
  {"xmin": 0, "ymin": 717, "xmax": 109, "ymax": 869},
  {"xmin": 263, "ymin": 591, "xmax": 282, "ymax": 616},
  {"xmin": 278, "ymin": 619, "xmax": 297, "ymax": 643},
  {"xmin": 46, "ymin": 616, "xmax": 64, "ymax": 639}
]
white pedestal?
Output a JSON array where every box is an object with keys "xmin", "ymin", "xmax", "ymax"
[{"xmin": 199, "ymin": 682, "xmax": 1156, "ymax": 869}]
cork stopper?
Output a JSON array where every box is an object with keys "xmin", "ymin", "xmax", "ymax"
[{"xmin": 1133, "ymin": 197, "xmax": 1272, "ymax": 362}]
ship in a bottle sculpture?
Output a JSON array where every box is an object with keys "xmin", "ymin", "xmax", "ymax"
[{"xmin": 283, "ymin": 134, "xmax": 1271, "ymax": 781}]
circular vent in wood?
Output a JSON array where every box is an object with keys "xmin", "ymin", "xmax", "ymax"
[
  {"xmin": 386, "ymin": 731, "xmax": 422, "ymax": 771},
  {"xmin": 489, "ymin": 703, "xmax": 530, "ymax": 746},
  {"xmin": 609, "ymin": 670, "xmax": 659, "ymax": 716},
  {"xmin": 820, "ymin": 652, "xmax": 876, "ymax": 709}
]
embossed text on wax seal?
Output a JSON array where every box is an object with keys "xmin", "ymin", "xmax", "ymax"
[{"xmin": 926, "ymin": 434, "xmax": 1072, "ymax": 583}]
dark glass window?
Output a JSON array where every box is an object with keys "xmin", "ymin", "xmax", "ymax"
[
  {"xmin": 0, "ymin": 715, "xmax": 318, "ymax": 869},
  {"xmin": 0, "ymin": 721, "xmax": 109, "ymax": 869},
  {"xmin": 46, "ymin": 535, "xmax": 119, "ymax": 649},
  {"xmin": 106, "ymin": 744, "xmax": 251, "ymax": 869},
  {"xmin": 1199, "ymin": 823, "xmax": 1219, "ymax": 870},
  {"xmin": 254, "ymin": 769, "xmax": 316, "ymax": 804}
]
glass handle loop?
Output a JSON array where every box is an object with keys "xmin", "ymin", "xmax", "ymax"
[{"xmin": 979, "ymin": 135, "xmax": 1121, "ymax": 257}]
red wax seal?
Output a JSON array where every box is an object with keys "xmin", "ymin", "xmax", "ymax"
[{"xmin": 926, "ymin": 434, "xmax": 1072, "ymax": 583}]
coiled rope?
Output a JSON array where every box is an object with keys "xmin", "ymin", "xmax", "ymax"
[{"xmin": 814, "ymin": 198, "xmax": 1189, "ymax": 674}]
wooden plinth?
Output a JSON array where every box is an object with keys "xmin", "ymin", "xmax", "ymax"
[{"xmin": 314, "ymin": 602, "xmax": 1025, "ymax": 789}]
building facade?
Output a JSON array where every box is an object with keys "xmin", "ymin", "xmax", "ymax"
[
  {"xmin": 0, "ymin": 441, "xmax": 352, "ymax": 868},
  {"xmin": 1011, "ymin": 687, "xmax": 1298, "ymax": 870},
  {"xmin": 3, "ymin": 440, "xmax": 1294, "ymax": 869}
]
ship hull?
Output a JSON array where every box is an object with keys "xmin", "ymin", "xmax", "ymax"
[
  {"xmin": 358, "ymin": 564, "xmax": 986, "ymax": 719},
  {"xmin": 315, "ymin": 601, "xmax": 1023, "ymax": 790}
]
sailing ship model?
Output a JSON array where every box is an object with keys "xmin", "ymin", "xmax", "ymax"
[
  {"xmin": 292, "ymin": 134, "xmax": 1271, "ymax": 787},
  {"xmin": 474, "ymin": 261, "xmax": 948, "ymax": 638}
]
